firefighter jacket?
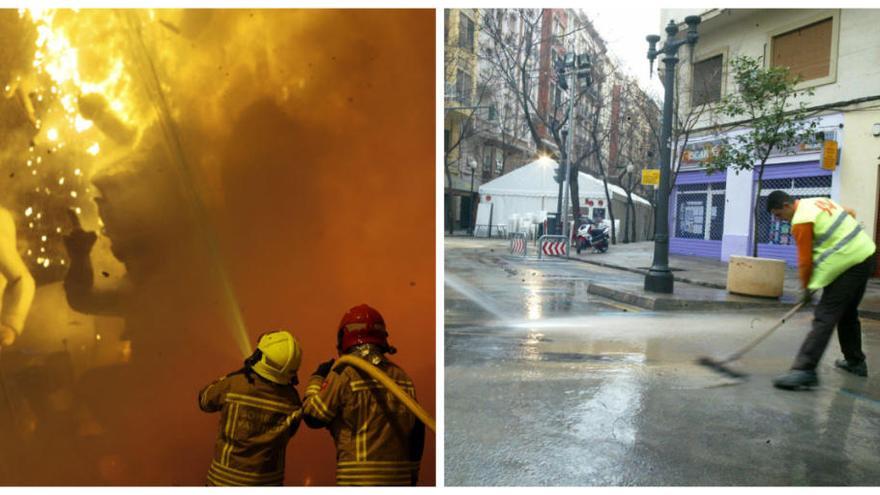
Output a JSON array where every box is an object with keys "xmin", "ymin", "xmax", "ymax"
[
  {"xmin": 199, "ymin": 370, "xmax": 302, "ymax": 486},
  {"xmin": 302, "ymin": 358, "xmax": 424, "ymax": 486}
]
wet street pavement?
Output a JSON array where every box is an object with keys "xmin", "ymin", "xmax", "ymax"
[{"xmin": 445, "ymin": 238, "xmax": 880, "ymax": 486}]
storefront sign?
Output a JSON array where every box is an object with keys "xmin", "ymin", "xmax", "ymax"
[
  {"xmin": 681, "ymin": 140, "xmax": 723, "ymax": 166},
  {"xmin": 768, "ymin": 128, "xmax": 839, "ymax": 158},
  {"xmin": 682, "ymin": 129, "xmax": 840, "ymax": 167}
]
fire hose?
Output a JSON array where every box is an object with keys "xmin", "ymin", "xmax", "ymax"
[{"xmin": 336, "ymin": 355, "xmax": 435, "ymax": 432}]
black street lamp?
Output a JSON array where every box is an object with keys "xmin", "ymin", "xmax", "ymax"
[{"xmin": 643, "ymin": 15, "xmax": 700, "ymax": 294}]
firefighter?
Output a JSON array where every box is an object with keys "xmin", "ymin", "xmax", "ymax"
[
  {"xmin": 199, "ymin": 330, "xmax": 303, "ymax": 486},
  {"xmin": 767, "ymin": 191, "xmax": 876, "ymax": 390},
  {"xmin": 0, "ymin": 206, "xmax": 35, "ymax": 348},
  {"xmin": 302, "ymin": 304, "xmax": 425, "ymax": 486}
]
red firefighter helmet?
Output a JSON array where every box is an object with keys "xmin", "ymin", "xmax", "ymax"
[{"xmin": 336, "ymin": 304, "xmax": 391, "ymax": 353}]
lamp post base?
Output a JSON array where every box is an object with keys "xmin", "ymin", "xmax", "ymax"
[{"xmin": 644, "ymin": 269, "xmax": 674, "ymax": 294}]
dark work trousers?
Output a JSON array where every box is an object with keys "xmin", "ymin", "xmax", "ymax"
[{"xmin": 793, "ymin": 255, "xmax": 876, "ymax": 371}]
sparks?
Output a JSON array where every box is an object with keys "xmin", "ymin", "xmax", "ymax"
[{"xmin": 74, "ymin": 114, "xmax": 93, "ymax": 132}]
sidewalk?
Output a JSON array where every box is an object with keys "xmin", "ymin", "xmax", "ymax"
[{"xmin": 570, "ymin": 240, "xmax": 880, "ymax": 319}]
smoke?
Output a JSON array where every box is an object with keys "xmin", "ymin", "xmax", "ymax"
[{"xmin": 0, "ymin": 9, "xmax": 435, "ymax": 486}]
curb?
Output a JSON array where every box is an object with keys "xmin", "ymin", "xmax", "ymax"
[
  {"xmin": 587, "ymin": 283, "xmax": 792, "ymax": 312},
  {"xmin": 570, "ymin": 256, "xmax": 728, "ymax": 290},
  {"xmin": 860, "ymin": 309, "xmax": 880, "ymax": 321}
]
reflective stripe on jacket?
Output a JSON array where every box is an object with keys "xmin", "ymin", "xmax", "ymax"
[
  {"xmin": 302, "ymin": 359, "xmax": 422, "ymax": 486},
  {"xmin": 199, "ymin": 371, "xmax": 302, "ymax": 486},
  {"xmin": 791, "ymin": 197, "xmax": 876, "ymax": 290}
]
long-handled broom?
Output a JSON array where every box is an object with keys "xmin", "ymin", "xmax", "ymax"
[{"xmin": 696, "ymin": 297, "xmax": 811, "ymax": 379}]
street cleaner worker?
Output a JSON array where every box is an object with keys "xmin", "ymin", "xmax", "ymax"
[
  {"xmin": 767, "ymin": 191, "xmax": 876, "ymax": 390},
  {"xmin": 199, "ymin": 330, "xmax": 303, "ymax": 485},
  {"xmin": 302, "ymin": 304, "xmax": 425, "ymax": 486}
]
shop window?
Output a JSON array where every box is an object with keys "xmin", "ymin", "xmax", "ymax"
[
  {"xmin": 756, "ymin": 175, "xmax": 832, "ymax": 245},
  {"xmin": 674, "ymin": 182, "xmax": 725, "ymax": 241},
  {"xmin": 692, "ymin": 54, "xmax": 723, "ymax": 106},
  {"xmin": 771, "ymin": 17, "xmax": 833, "ymax": 82}
]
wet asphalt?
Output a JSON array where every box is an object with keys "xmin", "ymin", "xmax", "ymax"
[{"xmin": 444, "ymin": 238, "xmax": 880, "ymax": 486}]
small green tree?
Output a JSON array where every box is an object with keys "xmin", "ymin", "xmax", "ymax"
[{"xmin": 706, "ymin": 55, "xmax": 818, "ymax": 258}]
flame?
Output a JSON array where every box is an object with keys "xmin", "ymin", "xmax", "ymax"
[
  {"xmin": 15, "ymin": 9, "xmax": 152, "ymax": 271},
  {"xmin": 23, "ymin": 8, "xmax": 143, "ymax": 158}
]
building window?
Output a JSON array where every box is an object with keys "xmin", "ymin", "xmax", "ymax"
[
  {"xmin": 456, "ymin": 69, "xmax": 472, "ymax": 105},
  {"xmin": 482, "ymin": 147, "xmax": 493, "ymax": 174},
  {"xmin": 459, "ymin": 13, "xmax": 475, "ymax": 53},
  {"xmin": 592, "ymin": 207, "xmax": 606, "ymax": 222},
  {"xmin": 674, "ymin": 182, "xmax": 726, "ymax": 241},
  {"xmin": 756, "ymin": 175, "xmax": 832, "ymax": 245},
  {"xmin": 771, "ymin": 17, "xmax": 833, "ymax": 82},
  {"xmin": 553, "ymin": 15, "xmax": 564, "ymax": 44},
  {"xmin": 692, "ymin": 54, "xmax": 723, "ymax": 106}
]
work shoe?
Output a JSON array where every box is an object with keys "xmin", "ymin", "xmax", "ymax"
[
  {"xmin": 834, "ymin": 359, "xmax": 868, "ymax": 377},
  {"xmin": 772, "ymin": 370, "xmax": 819, "ymax": 391}
]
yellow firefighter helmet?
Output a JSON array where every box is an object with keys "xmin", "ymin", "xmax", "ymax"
[{"xmin": 251, "ymin": 330, "xmax": 302, "ymax": 385}]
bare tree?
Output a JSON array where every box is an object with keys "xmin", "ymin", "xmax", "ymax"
[
  {"xmin": 491, "ymin": 87, "xmax": 531, "ymax": 176},
  {"xmin": 577, "ymin": 54, "xmax": 624, "ymax": 243},
  {"xmin": 634, "ymin": 55, "xmax": 715, "ymax": 240},
  {"xmin": 480, "ymin": 8, "xmax": 604, "ymax": 225}
]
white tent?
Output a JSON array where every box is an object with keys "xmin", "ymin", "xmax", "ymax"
[{"xmin": 477, "ymin": 157, "xmax": 651, "ymax": 233}]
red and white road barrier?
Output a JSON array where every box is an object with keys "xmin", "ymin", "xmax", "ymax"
[
  {"xmin": 537, "ymin": 235, "xmax": 568, "ymax": 259},
  {"xmin": 509, "ymin": 232, "xmax": 527, "ymax": 257}
]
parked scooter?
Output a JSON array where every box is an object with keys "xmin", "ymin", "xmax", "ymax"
[{"xmin": 575, "ymin": 221, "xmax": 610, "ymax": 254}]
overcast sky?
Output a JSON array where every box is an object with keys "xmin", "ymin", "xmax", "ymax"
[{"xmin": 582, "ymin": 8, "xmax": 665, "ymax": 99}]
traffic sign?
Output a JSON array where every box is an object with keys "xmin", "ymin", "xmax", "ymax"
[
  {"xmin": 642, "ymin": 169, "xmax": 660, "ymax": 186},
  {"xmin": 821, "ymin": 140, "xmax": 838, "ymax": 171}
]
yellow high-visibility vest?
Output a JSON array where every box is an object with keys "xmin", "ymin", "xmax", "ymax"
[{"xmin": 791, "ymin": 197, "xmax": 876, "ymax": 290}]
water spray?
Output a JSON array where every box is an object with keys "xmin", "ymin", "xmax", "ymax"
[{"xmin": 119, "ymin": 11, "xmax": 252, "ymax": 357}]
